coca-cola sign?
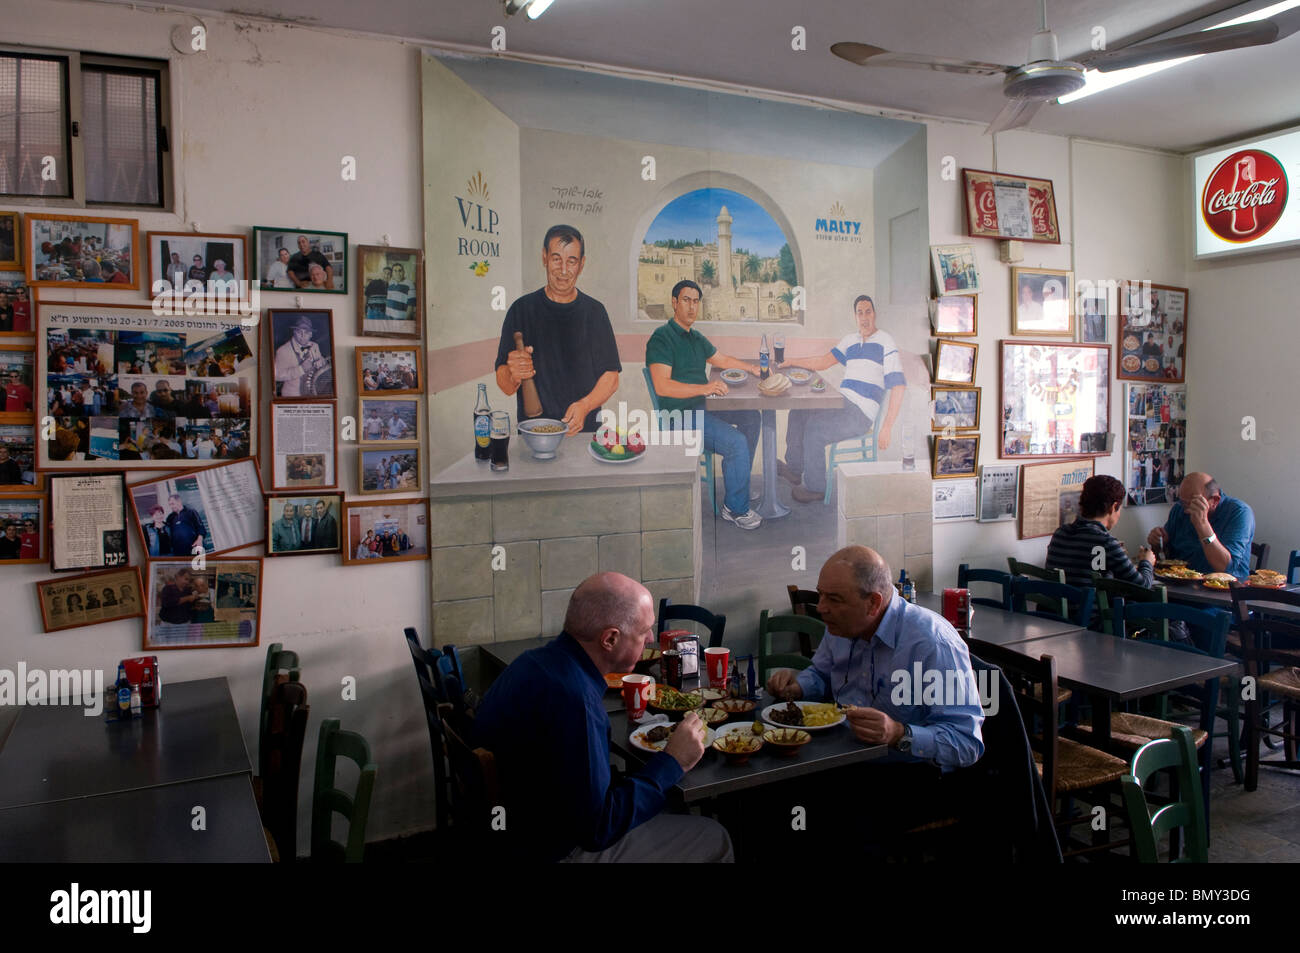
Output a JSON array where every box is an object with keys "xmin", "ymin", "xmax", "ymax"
[{"xmin": 1200, "ymin": 149, "xmax": 1288, "ymax": 243}]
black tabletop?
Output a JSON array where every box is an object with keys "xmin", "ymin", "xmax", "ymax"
[
  {"xmin": 0, "ymin": 677, "xmax": 252, "ymax": 810},
  {"xmin": 1163, "ymin": 581, "xmax": 1300, "ymax": 617},
  {"xmin": 608, "ymin": 707, "xmax": 888, "ymax": 802},
  {"xmin": 915, "ymin": 591, "xmax": 1083, "ymax": 646},
  {"xmin": 0, "ymin": 774, "xmax": 270, "ymax": 862},
  {"xmin": 1014, "ymin": 630, "xmax": 1239, "ymax": 701},
  {"xmin": 480, "ymin": 637, "xmax": 549, "ymax": 672}
]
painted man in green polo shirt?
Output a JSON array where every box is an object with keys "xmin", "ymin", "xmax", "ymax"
[{"xmin": 646, "ymin": 280, "xmax": 764, "ymax": 530}]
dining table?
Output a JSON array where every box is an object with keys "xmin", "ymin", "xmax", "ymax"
[
  {"xmin": 1160, "ymin": 579, "xmax": 1300, "ymax": 617},
  {"xmin": 914, "ymin": 591, "xmax": 1085, "ymax": 646}
]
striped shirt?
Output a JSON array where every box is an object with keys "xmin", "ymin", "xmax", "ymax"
[
  {"xmin": 1046, "ymin": 518, "xmax": 1154, "ymax": 590},
  {"xmin": 831, "ymin": 329, "xmax": 906, "ymax": 421},
  {"xmin": 385, "ymin": 282, "xmax": 413, "ymax": 322}
]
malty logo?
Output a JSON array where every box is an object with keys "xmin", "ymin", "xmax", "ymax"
[{"xmin": 1201, "ymin": 149, "xmax": 1288, "ymax": 243}]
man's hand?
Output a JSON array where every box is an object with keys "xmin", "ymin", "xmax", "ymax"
[
  {"xmin": 876, "ymin": 427, "xmax": 891, "ymax": 452},
  {"xmin": 1147, "ymin": 526, "xmax": 1169, "ymax": 550},
  {"xmin": 845, "ymin": 705, "xmax": 904, "ymax": 747},
  {"xmin": 703, "ymin": 379, "xmax": 728, "ymax": 397},
  {"xmin": 505, "ymin": 346, "xmax": 535, "ymax": 386},
  {"xmin": 747, "ymin": 364, "xmax": 763, "ymax": 377},
  {"xmin": 1185, "ymin": 495, "xmax": 1212, "ymax": 534},
  {"xmin": 665, "ymin": 711, "xmax": 707, "ymax": 772},
  {"xmin": 1138, "ymin": 545, "xmax": 1156, "ymax": 566},
  {"xmin": 765, "ymin": 669, "xmax": 803, "ymax": 701},
  {"xmin": 561, "ymin": 401, "xmax": 587, "ymax": 436}
]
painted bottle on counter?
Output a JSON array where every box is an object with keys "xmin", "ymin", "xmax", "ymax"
[
  {"xmin": 759, "ymin": 335, "xmax": 770, "ymax": 380},
  {"xmin": 473, "ymin": 383, "xmax": 492, "ymax": 461}
]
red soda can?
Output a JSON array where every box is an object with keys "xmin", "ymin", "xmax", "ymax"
[{"xmin": 942, "ymin": 588, "xmax": 970, "ymax": 632}]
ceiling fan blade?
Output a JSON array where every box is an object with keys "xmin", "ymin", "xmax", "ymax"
[
  {"xmin": 831, "ymin": 41, "xmax": 1010, "ymax": 76},
  {"xmin": 984, "ymin": 97, "xmax": 1045, "ymax": 135},
  {"xmin": 1082, "ymin": 8, "xmax": 1300, "ymax": 73}
]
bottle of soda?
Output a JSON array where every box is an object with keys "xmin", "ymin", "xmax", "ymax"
[
  {"xmin": 141, "ymin": 666, "xmax": 154, "ymax": 708},
  {"xmin": 759, "ymin": 334, "xmax": 770, "ymax": 381},
  {"xmin": 473, "ymin": 383, "xmax": 492, "ymax": 461},
  {"xmin": 116, "ymin": 664, "xmax": 132, "ymax": 720}
]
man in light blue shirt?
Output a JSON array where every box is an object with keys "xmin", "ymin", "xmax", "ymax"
[
  {"xmin": 766, "ymin": 546, "xmax": 984, "ymax": 771},
  {"xmin": 1148, "ymin": 471, "xmax": 1255, "ymax": 578}
]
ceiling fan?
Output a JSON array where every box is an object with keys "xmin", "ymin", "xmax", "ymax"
[{"xmin": 831, "ymin": 0, "xmax": 1300, "ymax": 133}]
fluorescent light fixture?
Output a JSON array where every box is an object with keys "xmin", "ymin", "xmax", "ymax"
[
  {"xmin": 526, "ymin": 0, "xmax": 556, "ymax": 18},
  {"xmin": 1058, "ymin": 0, "xmax": 1300, "ymax": 104}
]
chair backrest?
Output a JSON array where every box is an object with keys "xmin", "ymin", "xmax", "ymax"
[
  {"xmin": 404, "ymin": 628, "xmax": 450, "ymax": 832},
  {"xmin": 1251, "ymin": 541, "xmax": 1271, "ymax": 573},
  {"xmin": 641, "ymin": 366, "xmax": 662, "ymax": 412},
  {"xmin": 260, "ymin": 642, "xmax": 301, "ymax": 778},
  {"xmin": 1229, "ymin": 586, "xmax": 1300, "ymax": 673},
  {"xmin": 657, "ymin": 597, "xmax": 726, "ymax": 648},
  {"xmin": 786, "ymin": 584, "xmax": 822, "ymax": 621},
  {"xmin": 1009, "ymin": 577, "xmax": 1095, "ymax": 628},
  {"xmin": 957, "ymin": 564, "xmax": 1012, "ymax": 610},
  {"xmin": 758, "ymin": 609, "xmax": 825, "ymax": 681},
  {"xmin": 311, "ymin": 718, "xmax": 378, "ymax": 863},
  {"xmin": 1091, "ymin": 574, "xmax": 1167, "ymax": 637},
  {"xmin": 1120, "ymin": 726, "xmax": 1207, "ymax": 862},
  {"xmin": 1288, "ymin": 549, "xmax": 1300, "ymax": 585},
  {"xmin": 1007, "ymin": 559, "xmax": 1067, "ymax": 616},
  {"xmin": 260, "ymin": 679, "xmax": 309, "ymax": 862},
  {"xmin": 440, "ymin": 708, "xmax": 500, "ymax": 843},
  {"xmin": 968, "ymin": 642, "xmax": 1061, "ymax": 804}
]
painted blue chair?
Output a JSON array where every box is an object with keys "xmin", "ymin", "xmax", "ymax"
[
  {"xmin": 957, "ymin": 564, "xmax": 1012, "ymax": 610},
  {"xmin": 643, "ymin": 366, "xmax": 717, "ymax": 514},
  {"xmin": 824, "ymin": 427, "xmax": 876, "ymax": 504}
]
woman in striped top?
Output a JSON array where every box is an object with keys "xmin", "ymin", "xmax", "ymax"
[{"xmin": 1046, "ymin": 474, "xmax": 1155, "ymax": 589}]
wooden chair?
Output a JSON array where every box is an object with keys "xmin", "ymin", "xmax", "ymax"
[
  {"xmin": 644, "ymin": 366, "xmax": 717, "ymax": 514},
  {"xmin": 311, "ymin": 718, "xmax": 378, "ymax": 863},
  {"xmin": 823, "ymin": 428, "xmax": 875, "ymax": 504},
  {"xmin": 258, "ymin": 679, "xmax": 309, "ymax": 863},
  {"xmin": 404, "ymin": 627, "xmax": 451, "ymax": 833},
  {"xmin": 259, "ymin": 642, "xmax": 301, "ymax": 779},
  {"xmin": 1251, "ymin": 541, "xmax": 1271, "ymax": 573},
  {"xmin": 1121, "ymin": 726, "xmax": 1208, "ymax": 863},
  {"xmin": 1007, "ymin": 558, "xmax": 1067, "ymax": 616},
  {"xmin": 758, "ymin": 610, "xmax": 823, "ymax": 683},
  {"xmin": 440, "ymin": 707, "xmax": 500, "ymax": 849},
  {"xmin": 957, "ymin": 563, "xmax": 1012, "ymax": 610},
  {"xmin": 1009, "ymin": 577, "xmax": 1096, "ymax": 628},
  {"xmin": 1091, "ymin": 574, "xmax": 1168, "ymax": 639},
  {"xmin": 1229, "ymin": 586, "xmax": 1300, "ymax": 792},
  {"xmin": 786, "ymin": 585, "xmax": 822, "ymax": 657},
  {"xmin": 657, "ymin": 597, "xmax": 726, "ymax": 648}
]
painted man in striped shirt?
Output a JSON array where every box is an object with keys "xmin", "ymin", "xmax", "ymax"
[{"xmin": 777, "ymin": 295, "xmax": 905, "ymax": 503}]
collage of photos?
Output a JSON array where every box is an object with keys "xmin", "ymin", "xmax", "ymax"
[
  {"xmin": 37, "ymin": 567, "xmax": 144, "ymax": 633},
  {"xmin": 144, "ymin": 558, "xmax": 262, "ymax": 649},
  {"xmin": 1125, "ymin": 383, "xmax": 1187, "ymax": 506},
  {"xmin": 1118, "ymin": 282, "xmax": 1187, "ymax": 383},
  {"xmin": 266, "ymin": 493, "xmax": 344, "ymax": 557}
]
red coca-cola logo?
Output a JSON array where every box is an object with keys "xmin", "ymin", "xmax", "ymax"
[{"xmin": 1201, "ymin": 149, "xmax": 1288, "ymax": 243}]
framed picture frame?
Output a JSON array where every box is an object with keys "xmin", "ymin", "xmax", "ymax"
[
  {"xmin": 0, "ymin": 424, "xmax": 41, "ymax": 493},
  {"xmin": 267, "ymin": 309, "xmax": 336, "ymax": 400},
  {"xmin": 358, "ymin": 396, "xmax": 420, "ymax": 444},
  {"xmin": 253, "ymin": 227, "xmax": 347, "ymax": 294},
  {"xmin": 978, "ymin": 464, "xmax": 1020, "ymax": 522},
  {"xmin": 1019, "ymin": 459, "xmax": 1095, "ymax": 539},
  {"xmin": 265, "ymin": 492, "xmax": 344, "ymax": 557},
  {"xmin": 146, "ymin": 231, "xmax": 248, "ymax": 298},
  {"xmin": 0, "ymin": 345, "xmax": 36, "ymax": 421},
  {"xmin": 0, "ymin": 211, "xmax": 20, "ymax": 271},
  {"xmin": 143, "ymin": 557, "xmax": 263, "ymax": 650},
  {"xmin": 1000, "ymin": 341, "xmax": 1111, "ymax": 458},
  {"xmin": 24, "ymin": 213, "xmax": 140, "ymax": 290},
  {"xmin": 934, "ymin": 339, "xmax": 978, "ymax": 385},
  {"xmin": 0, "ymin": 270, "xmax": 35, "ymax": 336},
  {"xmin": 269, "ymin": 400, "xmax": 337, "ymax": 490},
  {"xmin": 37, "ymin": 566, "xmax": 146, "ymax": 633},
  {"xmin": 1118, "ymin": 281, "xmax": 1187, "ymax": 383},
  {"xmin": 962, "ymin": 168, "xmax": 1061, "ymax": 243},
  {"xmin": 127, "ymin": 458, "xmax": 266, "ymax": 560},
  {"xmin": 356, "ymin": 345, "xmax": 423, "ymax": 395},
  {"xmin": 929, "ymin": 295, "xmax": 977, "ymax": 336},
  {"xmin": 931, "ymin": 435, "xmax": 979, "ymax": 480},
  {"xmin": 356, "ymin": 244, "xmax": 423, "ymax": 339},
  {"xmin": 0, "ymin": 494, "xmax": 47, "ymax": 564},
  {"xmin": 1077, "ymin": 283, "xmax": 1111, "ymax": 344},
  {"xmin": 342, "ymin": 498, "xmax": 430, "ymax": 565},
  {"xmin": 930, "ymin": 386, "xmax": 981, "ymax": 432},
  {"xmin": 37, "ymin": 301, "xmax": 258, "ymax": 471},
  {"xmin": 930, "ymin": 244, "xmax": 980, "ymax": 296},
  {"xmin": 48, "ymin": 472, "xmax": 130, "ymax": 572},
  {"xmin": 1011, "ymin": 267, "xmax": 1073, "ymax": 337},
  {"xmin": 359, "ymin": 444, "xmax": 421, "ymax": 494}
]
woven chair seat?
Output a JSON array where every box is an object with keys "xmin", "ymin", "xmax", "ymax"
[
  {"xmin": 1261, "ymin": 666, "xmax": 1300, "ymax": 701},
  {"xmin": 1228, "ymin": 631, "xmax": 1300, "ymax": 663},
  {"xmin": 1074, "ymin": 713, "xmax": 1208, "ymax": 751},
  {"xmin": 1034, "ymin": 737, "xmax": 1127, "ymax": 793},
  {"xmin": 1032, "ymin": 684, "xmax": 1073, "ymax": 705}
]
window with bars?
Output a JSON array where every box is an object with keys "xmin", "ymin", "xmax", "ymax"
[{"xmin": 0, "ymin": 47, "xmax": 169, "ymax": 209}]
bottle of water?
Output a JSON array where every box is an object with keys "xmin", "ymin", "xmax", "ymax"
[{"xmin": 759, "ymin": 335, "xmax": 770, "ymax": 380}]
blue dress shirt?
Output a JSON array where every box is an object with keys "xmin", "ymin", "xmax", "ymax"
[
  {"xmin": 795, "ymin": 593, "xmax": 985, "ymax": 770},
  {"xmin": 1163, "ymin": 492, "xmax": 1255, "ymax": 578},
  {"xmin": 474, "ymin": 631, "xmax": 683, "ymax": 861}
]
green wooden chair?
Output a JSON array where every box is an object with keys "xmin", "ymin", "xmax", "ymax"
[
  {"xmin": 823, "ymin": 427, "xmax": 875, "ymax": 504},
  {"xmin": 1120, "ymin": 726, "xmax": 1208, "ymax": 863},
  {"xmin": 1092, "ymin": 574, "xmax": 1168, "ymax": 639},
  {"xmin": 259, "ymin": 642, "xmax": 301, "ymax": 779},
  {"xmin": 758, "ymin": 610, "xmax": 824, "ymax": 683},
  {"xmin": 311, "ymin": 718, "xmax": 377, "ymax": 863},
  {"xmin": 1007, "ymin": 558, "xmax": 1067, "ymax": 617}
]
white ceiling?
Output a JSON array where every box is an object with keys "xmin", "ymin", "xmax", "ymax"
[{"xmin": 107, "ymin": 0, "xmax": 1300, "ymax": 152}]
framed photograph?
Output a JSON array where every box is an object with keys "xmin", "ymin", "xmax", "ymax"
[
  {"xmin": 930, "ymin": 386, "xmax": 980, "ymax": 432},
  {"xmin": 356, "ymin": 245, "xmax": 423, "ymax": 338},
  {"xmin": 359, "ymin": 445, "xmax": 421, "ymax": 494},
  {"xmin": 48, "ymin": 472, "xmax": 130, "ymax": 572},
  {"xmin": 1078, "ymin": 284, "xmax": 1110, "ymax": 344},
  {"xmin": 24, "ymin": 214, "xmax": 140, "ymax": 289},
  {"xmin": 1011, "ymin": 267, "xmax": 1073, "ymax": 336},
  {"xmin": 0, "ymin": 495, "xmax": 46, "ymax": 564},
  {"xmin": 0, "ymin": 345, "xmax": 36, "ymax": 421},
  {"xmin": 37, "ymin": 566, "xmax": 146, "ymax": 633},
  {"xmin": 0, "ymin": 271, "xmax": 33, "ymax": 336},
  {"xmin": 270, "ymin": 400, "xmax": 337, "ymax": 490},
  {"xmin": 37, "ymin": 302, "xmax": 257, "ymax": 471},
  {"xmin": 144, "ymin": 557, "xmax": 263, "ymax": 650},
  {"xmin": 930, "ymin": 244, "xmax": 980, "ymax": 296},
  {"xmin": 962, "ymin": 168, "xmax": 1061, "ymax": 243},
  {"xmin": 1000, "ymin": 341, "xmax": 1110, "ymax": 458},
  {"xmin": 1118, "ymin": 281, "xmax": 1187, "ymax": 383},
  {"xmin": 357, "ymin": 345, "xmax": 423, "ymax": 395},
  {"xmin": 0, "ymin": 211, "xmax": 20, "ymax": 270},
  {"xmin": 342, "ymin": 498, "xmax": 429, "ymax": 565},
  {"xmin": 146, "ymin": 231, "xmax": 247, "ymax": 298},
  {"xmin": 934, "ymin": 339, "xmax": 978, "ymax": 385},
  {"xmin": 1019, "ymin": 459, "xmax": 1095, "ymax": 539},
  {"xmin": 1124, "ymin": 383, "xmax": 1187, "ymax": 506},
  {"xmin": 978, "ymin": 464, "xmax": 1020, "ymax": 523},
  {"xmin": 127, "ymin": 458, "xmax": 266, "ymax": 559},
  {"xmin": 359, "ymin": 397, "xmax": 420, "ymax": 444},
  {"xmin": 268, "ymin": 309, "xmax": 336, "ymax": 399},
  {"xmin": 932, "ymin": 435, "xmax": 979, "ymax": 479},
  {"xmin": 266, "ymin": 492, "xmax": 344, "ymax": 557},
  {"xmin": 929, "ymin": 295, "xmax": 976, "ymax": 336},
  {"xmin": 0, "ymin": 424, "xmax": 41, "ymax": 492},
  {"xmin": 253, "ymin": 228, "xmax": 347, "ymax": 294}
]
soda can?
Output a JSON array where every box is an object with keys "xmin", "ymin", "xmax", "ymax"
[
  {"xmin": 662, "ymin": 649, "xmax": 683, "ymax": 689},
  {"xmin": 942, "ymin": 588, "xmax": 971, "ymax": 632}
]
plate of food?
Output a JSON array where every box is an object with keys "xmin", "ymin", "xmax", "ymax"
[
  {"xmin": 786, "ymin": 367, "xmax": 813, "ymax": 385},
  {"xmin": 1201, "ymin": 573, "xmax": 1238, "ymax": 590},
  {"xmin": 1123, "ymin": 335, "xmax": 1140, "ymax": 351},
  {"xmin": 589, "ymin": 430, "xmax": 647, "ymax": 464},
  {"xmin": 761, "ymin": 700, "xmax": 846, "ymax": 731},
  {"xmin": 629, "ymin": 720, "xmax": 715, "ymax": 754},
  {"xmin": 810, "ymin": 378, "xmax": 827, "ymax": 393},
  {"xmin": 720, "ymin": 368, "xmax": 748, "ymax": 385},
  {"xmin": 695, "ymin": 706, "xmax": 730, "ymax": 727},
  {"xmin": 1144, "ymin": 357, "xmax": 1161, "ymax": 373},
  {"xmin": 1122, "ymin": 355, "xmax": 1141, "ymax": 373},
  {"xmin": 712, "ymin": 730, "xmax": 763, "ymax": 763},
  {"xmin": 1153, "ymin": 565, "xmax": 1205, "ymax": 583},
  {"xmin": 1155, "ymin": 559, "xmax": 1187, "ymax": 569},
  {"xmin": 763, "ymin": 727, "xmax": 812, "ymax": 757},
  {"xmin": 715, "ymin": 721, "xmax": 767, "ymax": 741},
  {"xmin": 1247, "ymin": 569, "xmax": 1288, "ymax": 588},
  {"xmin": 698, "ymin": 687, "xmax": 729, "ymax": 703},
  {"xmin": 604, "ymin": 672, "xmax": 635, "ymax": 691},
  {"xmin": 648, "ymin": 685, "xmax": 703, "ymax": 714},
  {"xmin": 710, "ymin": 697, "xmax": 757, "ymax": 716}
]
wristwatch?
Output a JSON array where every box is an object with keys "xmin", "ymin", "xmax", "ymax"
[
  {"xmin": 1202, "ymin": 532, "xmax": 1217, "ymax": 546},
  {"xmin": 897, "ymin": 724, "xmax": 913, "ymax": 753}
]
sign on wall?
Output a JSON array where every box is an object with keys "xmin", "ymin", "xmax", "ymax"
[{"xmin": 1192, "ymin": 126, "xmax": 1298, "ymax": 259}]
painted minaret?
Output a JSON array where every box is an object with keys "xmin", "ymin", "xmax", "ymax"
[{"xmin": 716, "ymin": 205, "xmax": 732, "ymax": 287}]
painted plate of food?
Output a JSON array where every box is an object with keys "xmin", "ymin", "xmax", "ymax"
[
  {"xmin": 720, "ymin": 368, "xmax": 748, "ymax": 385},
  {"xmin": 786, "ymin": 367, "xmax": 813, "ymax": 385},
  {"xmin": 761, "ymin": 700, "xmax": 846, "ymax": 731}
]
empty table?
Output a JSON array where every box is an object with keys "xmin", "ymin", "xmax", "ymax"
[{"xmin": 915, "ymin": 591, "xmax": 1084, "ymax": 647}]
